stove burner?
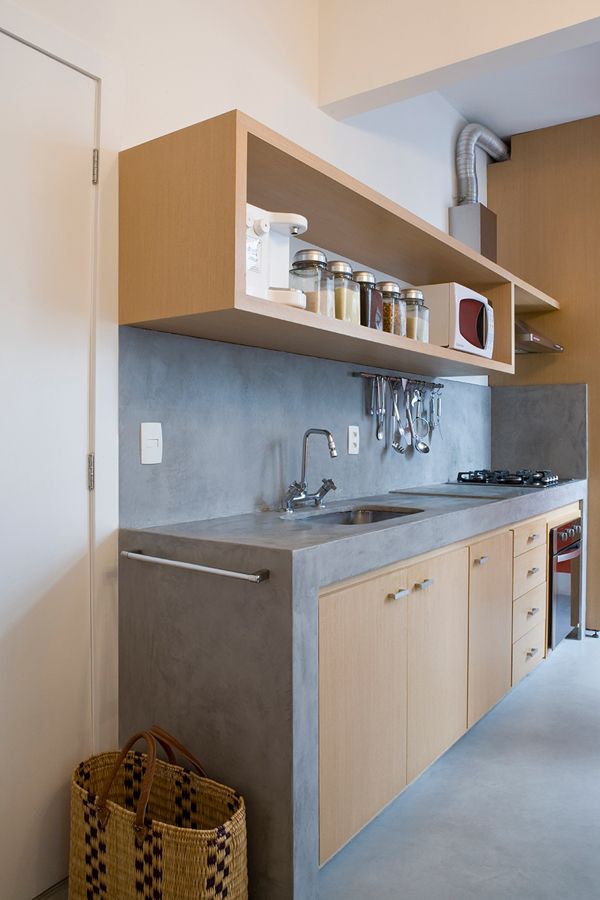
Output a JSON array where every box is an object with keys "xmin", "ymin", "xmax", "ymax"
[{"xmin": 457, "ymin": 469, "xmax": 560, "ymax": 487}]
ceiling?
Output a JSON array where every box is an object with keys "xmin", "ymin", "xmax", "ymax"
[{"xmin": 442, "ymin": 40, "xmax": 600, "ymax": 139}]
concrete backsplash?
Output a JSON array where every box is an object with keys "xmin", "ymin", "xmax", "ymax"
[
  {"xmin": 491, "ymin": 383, "xmax": 588, "ymax": 479},
  {"xmin": 119, "ymin": 327, "xmax": 491, "ymax": 528}
]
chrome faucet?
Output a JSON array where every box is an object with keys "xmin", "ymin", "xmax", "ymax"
[{"xmin": 283, "ymin": 428, "xmax": 338, "ymax": 512}]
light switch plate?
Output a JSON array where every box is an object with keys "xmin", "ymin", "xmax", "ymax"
[
  {"xmin": 140, "ymin": 422, "xmax": 163, "ymax": 464},
  {"xmin": 348, "ymin": 425, "xmax": 359, "ymax": 455}
]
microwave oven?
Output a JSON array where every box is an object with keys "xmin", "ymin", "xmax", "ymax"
[{"xmin": 417, "ymin": 282, "xmax": 494, "ymax": 358}]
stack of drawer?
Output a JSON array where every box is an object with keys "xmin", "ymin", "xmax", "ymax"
[{"xmin": 512, "ymin": 518, "xmax": 547, "ymax": 685}]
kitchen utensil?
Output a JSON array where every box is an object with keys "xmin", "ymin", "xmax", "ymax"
[
  {"xmin": 367, "ymin": 377, "xmax": 375, "ymax": 417},
  {"xmin": 391, "ymin": 387, "xmax": 405, "ymax": 454},
  {"xmin": 375, "ymin": 376, "xmax": 385, "ymax": 441},
  {"xmin": 414, "ymin": 388, "xmax": 430, "ymax": 440},
  {"xmin": 429, "ymin": 392, "xmax": 435, "ymax": 439},
  {"xmin": 436, "ymin": 391, "xmax": 443, "ymax": 438},
  {"xmin": 406, "ymin": 388, "xmax": 430, "ymax": 454}
]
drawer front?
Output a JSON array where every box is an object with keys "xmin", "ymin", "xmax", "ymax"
[
  {"xmin": 513, "ymin": 545, "xmax": 547, "ymax": 599},
  {"xmin": 513, "ymin": 518, "xmax": 546, "ymax": 557},
  {"xmin": 513, "ymin": 582, "xmax": 547, "ymax": 643},
  {"xmin": 512, "ymin": 621, "xmax": 546, "ymax": 685}
]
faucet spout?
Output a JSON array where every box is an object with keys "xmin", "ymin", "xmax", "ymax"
[{"xmin": 300, "ymin": 429, "xmax": 337, "ymax": 487}]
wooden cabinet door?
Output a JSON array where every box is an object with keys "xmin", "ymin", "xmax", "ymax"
[
  {"xmin": 468, "ymin": 532, "xmax": 513, "ymax": 727},
  {"xmin": 407, "ymin": 547, "xmax": 469, "ymax": 783},
  {"xmin": 319, "ymin": 567, "xmax": 409, "ymax": 864}
]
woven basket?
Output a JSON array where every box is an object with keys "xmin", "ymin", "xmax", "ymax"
[{"xmin": 69, "ymin": 727, "xmax": 248, "ymax": 899}]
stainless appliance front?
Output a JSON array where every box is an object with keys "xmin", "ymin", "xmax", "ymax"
[{"xmin": 548, "ymin": 517, "xmax": 582, "ymax": 649}]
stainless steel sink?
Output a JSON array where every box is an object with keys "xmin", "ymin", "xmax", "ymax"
[{"xmin": 298, "ymin": 506, "xmax": 423, "ymax": 526}]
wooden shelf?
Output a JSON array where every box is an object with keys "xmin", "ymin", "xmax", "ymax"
[
  {"xmin": 135, "ymin": 294, "xmax": 514, "ymax": 377},
  {"xmin": 119, "ymin": 110, "xmax": 560, "ymax": 378}
]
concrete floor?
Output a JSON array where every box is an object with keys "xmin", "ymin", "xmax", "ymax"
[{"xmin": 319, "ymin": 638, "xmax": 600, "ymax": 900}]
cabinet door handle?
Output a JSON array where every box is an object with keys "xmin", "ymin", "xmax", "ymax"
[
  {"xmin": 415, "ymin": 578, "xmax": 434, "ymax": 590},
  {"xmin": 526, "ymin": 647, "xmax": 540, "ymax": 659},
  {"xmin": 475, "ymin": 555, "xmax": 489, "ymax": 565},
  {"xmin": 527, "ymin": 607, "xmax": 540, "ymax": 617},
  {"xmin": 528, "ymin": 533, "xmax": 540, "ymax": 542},
  {"xmin": 388, "ymin": 588, "xmax": 410, "ymax": 601},
  {"xmin": 528, "ymin": 566, "xmax": 540, "ymax": 576}
]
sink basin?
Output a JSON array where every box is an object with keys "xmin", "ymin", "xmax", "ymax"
[{"xmin": 298, "ymin": 506, "xmax": 423, "ymax": 526}]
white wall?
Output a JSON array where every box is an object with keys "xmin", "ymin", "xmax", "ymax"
[
  {"xmin": 319, "ymin": 0, "xmax": 600, "ymax": 116},
  {"xmin": 3, "ymin": 0, "xmax": 487, "ymax": 751},
  {"xmin": 11, "ymin": 0, "xmax": 476, "ymax": 229}
]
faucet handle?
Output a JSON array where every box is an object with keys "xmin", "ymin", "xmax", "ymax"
[
  {"xmin": 285, "ymin": 480, "xmax": 303, "ymax": 498},
  {"xmin": 322, "ymin": 478, "xmax": 337, "ymax": 492}
]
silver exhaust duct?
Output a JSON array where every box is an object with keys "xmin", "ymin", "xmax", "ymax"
[
  {"xmin": 456, "ymin": 123, "xmax": 510, "ymax": 205},
  {"xmin": 449, "ymin": 123, "xmax": 510, "ymax": 262}
]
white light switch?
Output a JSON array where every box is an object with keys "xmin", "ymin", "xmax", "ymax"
[
  {"xmin": 140, "ymin": 422, "xmax": 163, "ymax": 464},
  {"xmin": 348, "ymin": 425, "xmax": 360, "ymax": 455}
]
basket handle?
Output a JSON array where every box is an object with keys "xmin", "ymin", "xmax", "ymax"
[
  {"xmin": 96, "ymin": 730, "xmax": 157, "ymax": 846},
  {"xmin": 150, "ymin": 724, "xmax": 208, "ymax": 777}
]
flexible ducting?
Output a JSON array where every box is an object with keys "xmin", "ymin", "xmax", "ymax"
[{"xmin": 456, "ymin": 124, "xmax": 510, "ymax": 205}]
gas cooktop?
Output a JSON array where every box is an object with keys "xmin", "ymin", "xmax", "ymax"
[{"xmin": 457, "ymin": 469, "xmax": 565, "ymax": 487}]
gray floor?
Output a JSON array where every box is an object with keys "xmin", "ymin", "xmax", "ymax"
[{"xmin": 319, "ymin": 638, "xmax": 600, "ymax": 900}]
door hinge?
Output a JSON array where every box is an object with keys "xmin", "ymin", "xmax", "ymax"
[
  {"xmin": 92, "ymin": 148, "xmax": 99, "ymax": 185},
  {"xmin": 87, "ymin": 453, "xmax": 95, "ymax": 491}
]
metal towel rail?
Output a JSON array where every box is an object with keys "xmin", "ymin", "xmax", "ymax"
[{"xmin": 120, "ymin": 550, "xmax": 270, "ymax": 583}]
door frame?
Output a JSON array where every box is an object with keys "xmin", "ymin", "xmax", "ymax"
[{"xmin": 0, "ymin": 5, "xmax": 119, "ymax": 753}]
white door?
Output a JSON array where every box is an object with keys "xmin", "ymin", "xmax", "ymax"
[{"xmin": 0, "ymin": 31, "xmax": 97, "ymax": 899}]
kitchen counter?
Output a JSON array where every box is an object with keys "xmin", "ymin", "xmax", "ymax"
[
  {"xmin": 119, "ymin": 478, "xmax": 587, "ymax": 900},
  {"xmin": 123, "ymin": 479, "xmax": 586, "ymax": 586}
]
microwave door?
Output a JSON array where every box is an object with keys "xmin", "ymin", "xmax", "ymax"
[{"xmin": 459, "ymin": 299, "xmax": 486, "ymax": 349}]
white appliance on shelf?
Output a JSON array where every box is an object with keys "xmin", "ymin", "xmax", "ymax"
[
  {"xmin": 416, "ymin": 282, "xmax": 494, "ymax": 358},
  {"xmin": 246, "ymin": 203, "xmax": 308, "ymax": 307}
]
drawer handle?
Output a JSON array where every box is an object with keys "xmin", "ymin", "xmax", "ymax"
[
  {"xmin": 528, "ymin": 566, "xmax": 540, "ymax": 576},
  {"xmin": 475, "ymin": 555, "xmax": 489, "ymax": 565},
  {"xmin": 415, "ymin": 578, "xmax": 434, "ymax": 591},
  {"xmin": 526, "ymin": 647, "xmax": 540, "ymax": 659},
  {"xmin": 388, "ymin": 588, "xmax": 410, "ymax": 601},
  {"xmin": 528, "ymin": 533, "xmax": 540, "ymax": 542},
  {"xmin": 527, "ymin": 607, "xmax": 540, "ymax": 617}
]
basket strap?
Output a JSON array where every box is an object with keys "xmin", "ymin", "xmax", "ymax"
[
  {"xmin": 96, "ymin": 730, "xmax": 158, "ymax": 846},
  {"xmin": 150, "ymin": 724, "xmax": 208, "ymax": 777}
]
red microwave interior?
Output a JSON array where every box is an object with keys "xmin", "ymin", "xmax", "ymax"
[{"xmin": 459, "ymin": 298, "xmax": 487, "ymax": 348}]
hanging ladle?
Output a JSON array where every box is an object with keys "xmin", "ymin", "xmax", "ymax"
[{"xmin": 406, "ymin": 388, "xmax": 430, "ymax": 454}]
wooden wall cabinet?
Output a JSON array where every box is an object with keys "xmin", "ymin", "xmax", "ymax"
[
  {"xmin": 467, "ymin": 532, "xmax": 513, "ymax": 727},
  {"xmin": 119, "ymin": 110, "xmax": 561, "ymax": 379}
]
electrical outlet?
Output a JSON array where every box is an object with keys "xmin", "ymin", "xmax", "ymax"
[{"xmin": 348, "ymin": 425, "xmax": 359, "ymax": 455}]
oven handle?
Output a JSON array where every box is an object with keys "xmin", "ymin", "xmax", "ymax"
[{"xmin": 555, "ymin": 542, "xmax": 581, "ymax": 564}]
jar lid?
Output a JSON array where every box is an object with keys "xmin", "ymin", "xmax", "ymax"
[
  {"xmin": 328, "ymin": 260, "xmax": 353, "ymax": 275},
  {"xmin": 292, "ymin": 248, "xmax": 327, "ymax": 267},
  {"xmin": 352, "ymin": 270, "xmax": 376, "ymax": 285},
  {"xmin": 376, "ymin": 281, "xmax": 401, "ymax": 295},
  {"xmin": 399, "ymin": 288, "xmax": 424, "ymax": 303}
]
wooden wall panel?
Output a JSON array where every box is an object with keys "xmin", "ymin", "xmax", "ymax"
[{"xmin": 488, "ymin": 115, "xmax": 600, "ymax": 627}]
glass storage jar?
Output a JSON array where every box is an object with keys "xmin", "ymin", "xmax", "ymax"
[
  {"xmin": 400, "ymin": 288, "xmax": 429, "ymax": 342},
  {"xmin": 376, "ymin": 281, "xmax": 407, "ymax": 336},
  {"xmin": 290, "ymin": 249, "xmax": 335, "ymax": 317},
  {"xmin": 353, "ymin": 271, "xmax": 383, "ymax": 330},
  {"xmin": 328, "ymin": 260, "xmax": 360, "ymax": 324}
]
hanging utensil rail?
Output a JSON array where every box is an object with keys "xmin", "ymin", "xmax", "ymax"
[
  {"xmin": 352, "ymin": 372, "xmax": 445, "ymax": 391},
  {"xmin": 120, "ymin": 550, "xmax": 270, "ymax": 583}
]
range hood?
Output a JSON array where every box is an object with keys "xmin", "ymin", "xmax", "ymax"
[{"xmin": 515, "ymin": 318, "xmax": 564, "ymax": 354}]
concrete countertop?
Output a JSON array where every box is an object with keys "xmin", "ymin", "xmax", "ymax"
[{"xmin": 131, "ymin": 479, "xmax": 587, "ymax": 586}]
